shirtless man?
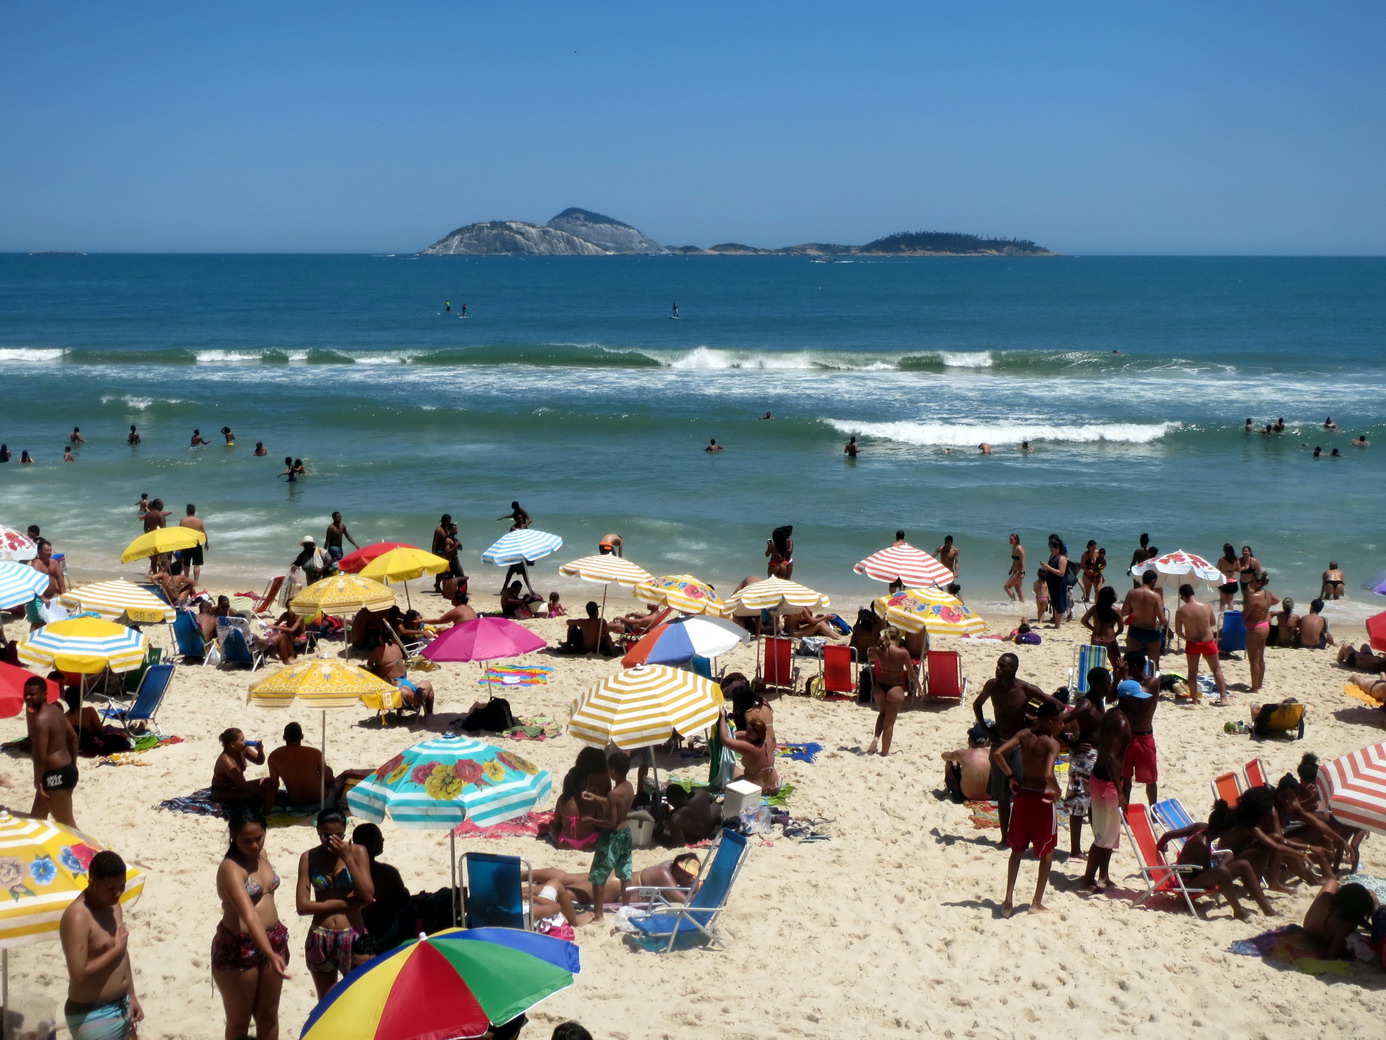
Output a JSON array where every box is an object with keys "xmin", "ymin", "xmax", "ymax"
[
  {"xmin": 265, "ymin": 721, "xmax": 334, "ymax": 808},
  {"xmin": 1118, "ymin": 676, "xmax": 1159, "ymax": 806},
  {"xmin": 179, "ymin": 503, "xmax": 208, "ymax": 584},
  {"xmin": 25, "ymin": 675, "xmax": 79, "ymax": 828},
  {"xmin": 324, "ymin": 511, "xmax": 359, "ymax": 564},
  {"xmin": 1320, "ymin": 562, "xmax": 1346, "ymax": 600},
  {"xmin": 142, "ymin": 498, "xmax": 170, "ymax": 533},
  {"xmin": 150, "ymin": 560, "xmax": 197, "ymax": 606},
  {"xmin": 844, "ymin": 436, "xmax": 859, "ymax": 458},
  {"xmin": 1080, "ymin": 680, "xmax": 1134, "ymax": 892},
  {"xmin": 1062, "ymin": 668, "xmax": 1111, "ymax": 857},
  {"xmin": 1175, "ymin": 584, "xmax": 1227, "ymax": 703},
  {"xmin": 993, "ymin": 702, "xmax": 1065, "ymax": 915},
  {"xmin": 1297, "ymin": 599, "xmax": 1335, "ymax": 649},
  {"xmin": 127, "ymin": 425, "xmax": 141, "ymax": 445},
  {"xmin": 28, "ymin": 538, "xmax": 65, "ymax": 629},
  {"xmin": 497, "ymin": 501, "xmax": 531, "ymax": 531},
  {"xmin": 423, "ymin": 589, "xmax": 476, "ymax": 629},
  {"xmin": 972, "ymin": 653, "xmax": 1060, "ymax": 840},
  {"xmin": 500, "ymin": 580, "xmax": 542, "ymax": 619},
  {"xmin": 941, "ymin": 725, "xmax": 994, "ymax": 802},
  {"xmin": 558, "ymin": 602, "xmax": 617, "ymax": 657},
  {"xmin": 60, "ymin": 850, "xmax": 142, "ymax": 1040},
  {"xmin": 190, "ymin": 428, "xmax": 209, "ymax": 447},
  {"xmin": 704, "ymin": 439, "xmax": 722, "ymax": 453},
  {"xmin": 365, "ymin": 640, "xmax": 436, "ymax": 715},
  {"xmin": 1122, "ymin": 570, "xmax": 1165, "ymax": 667},
  {"xmin": 596, "ymin": 533, "xmax": 623, "ymax": 557},
  {"xmin": 935, "ymin": 535, "xmax": 960, "ymax": 578},
  {"xmin": 978, "ymin": 443, "xmax": 993, "ymax": 454},
  {"xmin": 660, "ymin": 787, "xmax": 722, "ymax": 846}
]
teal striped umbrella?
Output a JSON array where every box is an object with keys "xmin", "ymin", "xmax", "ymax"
[{"xmin": 0, "ymin": 563, "xmax": 47, "ymax": 610}]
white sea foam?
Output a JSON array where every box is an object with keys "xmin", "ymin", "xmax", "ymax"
[
  {"xmin": 937, "ymin": 351, "xmax": 995, "ymax": 369},
  {"xmin": 824, "ymin": 418, "xmax": 1179, "ymax": 447},
  {"xmin": 193, "ymin": 349, "xmax": 267, "ymax": 363},
  {"xmin": 667, "ymin": 346, "xmax": 905, "ymax": 372},
  {"xmin": 0, "ymin": 347, "xmax": 65, "ymax": 363},
  {"xmin": 99, "ymin": 394, "xmax": 184, "ymax": 410}
]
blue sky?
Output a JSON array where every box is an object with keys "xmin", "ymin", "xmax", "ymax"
[{"xmin": 3, "ymin": 2, "xmax": 1384, "ymax": 253}]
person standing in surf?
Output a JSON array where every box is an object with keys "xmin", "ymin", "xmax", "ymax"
[{"xmin": 671, "ymin": 302, "xmax": 679, "ymax": 318}]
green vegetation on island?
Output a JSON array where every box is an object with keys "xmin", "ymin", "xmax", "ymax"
[{"xmin": 858, "ymin": 231, "xmax": 1048, "ymax": 255}]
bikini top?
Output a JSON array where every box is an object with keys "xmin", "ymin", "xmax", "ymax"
[
  {"xmin": 245, "ymin": 867, "xmax": 280, "ymax": 899},
  {"xmin": 310, "ymin": 862, "xmax": 355, "ymax": 898}
]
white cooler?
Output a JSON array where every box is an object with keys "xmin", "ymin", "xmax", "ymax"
[
  {"xmin": 721, "ymin": 779, "xmax": 762, "ymax": 820},
  {"xmin": 626, "ymin": 809, "xmax": 656, "ymax": 848}
]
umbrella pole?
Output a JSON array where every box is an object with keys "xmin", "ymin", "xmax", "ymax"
[
  {"xmin": 3, "ymin": 948, "xmax": 7, "ymax": 1017},
  {"xmin": 321, "ymin": 710, "xmax": 328, "ymax": 806},
  {"xmin": 450, "ymin": 829, "xmax": 459, "ymax": 928}
]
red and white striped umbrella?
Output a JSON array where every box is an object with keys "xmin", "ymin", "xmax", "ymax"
[
  {"xmin": 1127, "ymin": 549, "xmax": 1221, "ymax": 584},
  {"xmin": 853, "ymin": 542, "xmax": 954, "ymax": 588},
  {"xmin": 1318, "ymin": 740, "xmax": 1386, "ymax": 836}
]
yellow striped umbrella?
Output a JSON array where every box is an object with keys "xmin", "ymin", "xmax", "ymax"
[
  {"xmin": 874, "ymin": 587, "xmax": 987, "ymax": 636},
  {"xmin": 0, "ymin": 810, "xmax": 145, "ymax": 949},
  {"xmin": 290, "ymin": 574, "xmax": 396, "ymax": 617},
  {"xmin": 568, "ymin": 664, "xmax": 723, "ymax": 749},
  {"xmin": 119, "ymin": 526, "xmax": 205, "ymax": 564},
  {"xmin": 359, "ymin": 546, "xmax": 450, "ymax": 584},
  {"xmin": 633, "ymin": 574, "xmax": 729, "ymax": 617},
  {"xmin": 59, "ymin": 579, "xmax": 175, "ymax": 624},
  {"xmin": 724, "ymin": 577, "xmax": 830, "ymax": 616},
  {"xmin": 16, "ymin": 617, "xmax": 149, "ymax": 674},
  {"xmin": 558, "ymin": 555, "xmax": 654, "ymax": 587},
  {"xmin": 247, "ymin": 658, "xmax": 398, "ymax": 711}
]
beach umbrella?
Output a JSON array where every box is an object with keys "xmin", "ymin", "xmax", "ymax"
[
  {"xmin": 1366, "ymin": 611, "xmax": 1386, "ymax": 653},
  {"xmin": 119, "ymin": 526, "xmax": 205, "ymax": 564},
  {"xmin": 875, "ymin": 587, "xmax": 986, "ymax": 636},
  {"xmin": 723, "ymin": 578, "xmax": 830, "ymax": 617},
  {"xmin": 558, "ymin": 555, "xmax": 653, "ymax": 618},
  {"xmin": 16, "ymin": 617, "xmax": 148, "ymax": 674},
  {"xmin": 289, "ymin": 573, "xmax": 396, "ymax": 617},
  {"xmin": 568, "ymin": 664, "xmax": 723, "ymax": 749},
  {"xmin": 0, "ymin": 527, "xmax": 37, "ymax": 563},
  {"xmin": 853, "ymin": 542, "xmax": 955, "ymax": 589},
  {"xmin": 421, "ymin": 616, "xmax": 547, "ymax": 694},
  {"xmin": 1127, "ymin": 549, "xmax": 1222, "ymax": 583},
  {"xmin": 1317, "ymin": 740, "xmax": 1386, "ymax": 836},
  {"xmin": 0, "ymin": 662, "xmax": 60, "ymax": 717},
  {"xmin": 0, "ymin": 809, "xmax": 146, "ymax": 1009},
  {"xmin": 337, "ymin": 541, "xmax": 415, "ymax": 574},
  {"xmin": 300, "ymin": 926, "xmax": 578, "ymax": 1040},
  {"xmin": 0, "ymin": 562, "xmax": 47, "ymax": 610},
  {"xmin": 622, "ymin": 615, "xmax": 751, "ymax": 667},
  {"xmin": 1363, "ymin": 569, "xmax": 1386, "ymax": 597},
  {"xmin": 480, "ymin": 529, "xmax": 563, "ymax": 567},
  {"xmin": 58, "ymin": 579, "xmax": 175, "ymax": 624},
  {"xmin": 248, "ymin": 658, "xmax": 399, "ymax": 802},
  {"xmin": 359, "ymin": 546, "xmax": 450, "ymax": 608},
  {"xmin": 633, "ymin": 573, "xmax": 729, "ymax": 617}
]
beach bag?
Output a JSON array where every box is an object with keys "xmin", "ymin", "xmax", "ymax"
[
  {"xmin": 1065, "ymin": 560, "xmax": 1081, "ymax": 587},
  {"xmin": 458, "ymin": 697, "xmax": 515, "ymax": 733},
  {"xmin": 798, "ymin": 636, "xmax": 827, "ymax": 657},
  {"xmin": 708, "ymin": 722, "xmax": 737, "ymax": 790}
]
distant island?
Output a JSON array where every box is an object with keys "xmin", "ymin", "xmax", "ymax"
[{"xmin": 420, "ymin": 209, "xmax": 1054, "ymax": 257}]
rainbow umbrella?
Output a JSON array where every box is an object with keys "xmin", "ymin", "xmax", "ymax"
[
  {"xmin": 622, "ymin": 615, "xmax": 750, "ymax": 667},
  {"xmin": 633, "ymin": 573, "xmax": 728, "ymax": 616},
  {"xmin": 853, "ymin": 542, "xmax": 954, "ymax": 589},
  {"xmin": 16, "ymin": 616, "xmax": 149, "ymax": 674},
  {"xmin": 300, "ymin": 927, "xmax": 578, "ymax": 1040},
  {"xmin": 874, "ymin": 587, "xmax": 986, "ymax": 636},
  {"xmin": 0, "ymin": 562, "xmax": 47, "ymax": 610},
  {"xmin": 0, "ymin": 526, "xmax": 37, "ymax": 563}
]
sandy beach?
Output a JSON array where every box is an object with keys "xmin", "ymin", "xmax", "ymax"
[{"xmin": 2, "ymin": 574, "xmax": 1384, "ymax": 1040}]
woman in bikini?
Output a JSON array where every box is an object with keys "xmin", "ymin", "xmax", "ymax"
[
  {"xmin": 213, "ymin": 810, "xmax": 291, "ymax": 1040},
  {"xmin": 550, "ymin": 767, "xmax": 600, "ymax": 851},
  {"xmin": 765, "ymin": 525, "xmax": 794, "ymax": 580},
  {"xmin": 1215, "ymin": 544, "xmax": 1240, "ymax": 611},
  {"xmin": 211, "ymin": 729, "xmax": 275, "ymax": 808},
  {"xmin": 1080, "ymin": 586, "xmax": 1124, "ymax": 670},
  {"xmin": 1242, "ymin": 571, "xmax": 1278, "ymax": 693},
  {"xmin": 1003, "ymin": 533, "xmax": 1026, "ymax": 603},
  {"xmin": 1237, "ymin": 545, "xmax": 1262, "ymax": 597},
  {"xmin": 1078, "ymin": 540, "xmax": 1104, "ymax": 603},
  {"xmin": 296, "ymin": 808, "xmax": 375, "ymax": 1000},
  {"xmin": 866, "ymin": 626, "xmax": 915, "ymax": 756},
  {"xmin": 715, "ymin": 711, "xmax": 780, "ymax": 792},
  {"xmin": 1320, "ymin": 561, "xmax": 1346, "ymax": 600}
]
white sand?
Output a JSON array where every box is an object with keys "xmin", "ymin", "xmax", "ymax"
[{"xmin": 2, "ymin": 581, "xmax": 1383, "ymax": 1040}]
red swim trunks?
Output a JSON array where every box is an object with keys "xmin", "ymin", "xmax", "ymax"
[
  {"xmin": 1006, "ymin": 787, "xmax": 1057, "ymax": 858},
  {"xmin": 1123, "ymin": 733, "xmax": 1159, "ymax": 783},
  {"xmin": 1186, "ymin": 640, "xmax": 1219, "ymax": 657}
]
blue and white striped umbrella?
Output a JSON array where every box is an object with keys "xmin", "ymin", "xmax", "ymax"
[
  {"xmin": 0, "ymin": 562, "xmax": 47, "ymax": 610},
  {"xmin": 348, "ymin": 735, "xmax": 551, "ymax": 829},
  {"xmin": 16, "ymin": 616, "xmax": 149, "ymax": 674},
  {"xmin": 480, "ymin": 529, "xmax": 564, "ymax": 567}
]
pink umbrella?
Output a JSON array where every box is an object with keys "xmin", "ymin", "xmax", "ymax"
[
  {"xmin": 853, "ymin": 542, "xmax": 954, "ymax": 588},
  {"xmin": 423, "ymin": 617, "xmax": 548, "ymax": 694}
]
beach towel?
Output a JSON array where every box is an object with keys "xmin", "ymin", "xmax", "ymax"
[
  {"xmin": 967, "ymin": 798, "xmax": 1071, "ymax": 830},
  {"xmin": 1227, "ymin": 925, "xmax": 1355, "ymax": 975},
  {"xmin": 4, "ymin": 733, "xmax": 183, "ymax": 759},
  {"xmin": 1344, "ymin": 683, "xmax": 1384, "ymax": 708},
  {"xmin": 503, "ymin": 716, "xmax": 563, "ymax": 740},
  {"xmin": 452, "ymin": 810, "xmax": 553, "ymax": 840},
  {"xmin": 763, "ymin": 783, "xmax": 795, "ymax": 807},
  {"xmin": 776, "ymin": 742, "xmax": 823, "ymax": 763},
  {"xmin": 478, "ymin": 665, "xmax": 554, "ymax": 688},
  {"xmin": 155, "ymin": 788, "xmax": 319, "ymax": 826}
]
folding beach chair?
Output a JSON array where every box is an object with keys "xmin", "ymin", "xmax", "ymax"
[
  {"xmin": 461, "ymin": 852, "xmax": 532, "ymax": 931},
  {"xmin": 761, "ymin": 636, "xmax": 798, "ymax": 694},
  {"xmin": 689, "ymin": 654, "xmax": 714, "ymax": 680},
  {"xmin": 1243, "ymin": 757, "xmax": 1270, "ymax": 790},
  {"xmin": 1068, "ymin": 643, "xmax": 1110, "ymax": 695},
  {"xmin": 171, "ymin": 610, "xmax": 207, "ymax": 665},
  {"xmin": 241, "ymin": 575, "xmax": 286, "ymax": 619},
  {"xmin": 216, "ymin": 616, "xmax": 265, "ymax": 671},
  {"xmin": 121, "ymin": 646, "xmax": 163, "ymax": 695},
  {"xmin": 1150, "ymin": 797, "xmax": 1196, "ymax": 853},
  {"xmin": 1251, "ymin": 701, "xmax": 1305, "ymax": 740},
  {"xmin": 629, "ymin": 827, "xmax": 748, "ymax": 952},
  {"xmin": 100, "ymin": 663, "xmax": 175, "ymax": 737},
  {"xmin": 924, "ymin": 650, "xmax": 967, "ymax": 701},
  {"xmin": 1124, "ymin": 802, "xmax": 1219, "ymax": 917},
  {"xmin": 1210, "ymin": 771, "xmax": 1244, "ymax": 807},
  {"xmin": 817, "ymin": 644, "xmax": 857, "ymax": 698}
]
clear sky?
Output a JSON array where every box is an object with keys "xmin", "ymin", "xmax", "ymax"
[{"xmin": 4, "ymin": 1, "xmax": 1384, "ymax": 254}]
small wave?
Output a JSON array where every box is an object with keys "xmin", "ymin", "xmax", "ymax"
[
  {"xmin": 0, "ymin": 347, "xmax": 66, "ymax": 363},
  {"xmin": 193, "ymin": 349, "xmax": 274, "ymax": 364},
  {"xmin": 937, "ymin": 351, "xmax": 995, "ymax": 369},
  {"xmin": 99, "ymin": 394, "xmax": 187, "ymax": 410},
  {"xmin": 666, "ymin": 346, "xmax": 904, "ymax": 372},
  {"xmin": 824, "ymin": 418, "xmax": 1179, "ymax": 447}
]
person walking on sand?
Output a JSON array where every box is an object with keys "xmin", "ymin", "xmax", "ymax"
[
  {"xmin": 1243, "ymin": 571, "xmax": 1278, "ymax": 693},
  {"xmin": 180, "ymin": 503, "xmax": 208, "ymax": 585},
  {"xmin": 25, "ymin": 675, "xmax": 79, "ymax": 828},
  {"xmin": 935, "ymin": 535, "xmax": 959, "ymax": 578},
  {"xmin": 866, "ymin": 627, "xmax": 916, "ymax": 757},
  {"xmin": 1122, "ymin": 570, "xmax": 1166, "ymax": 668},
  {"xmin": 324, "ymin": 512, "xmax": 359, "ymax": 564},
  {"xmin": 1062, "ymin": 667, "xmax": 1110, "ymax": 859},
  {"xmin": 994, "ymin": 701, "xmax": 1066, "ymax": 916},
  {"xmin": 1003, "ymin": 533, "xmax": 1026, "ymax": 603},
  {"xmin": 1037, "ymin": 535, "xmax": 1070, "ymax": 629},
  {"xmin": 60, "ymin": 850, "xmax": 143, "ymax": 1040},
  {"xmin": 497, "ymin": 501, "xmax": 531, "ymax": 531},
  {"xmin": 1176, "ymin": 584, "xmax": 1227, "ymax": 703}
]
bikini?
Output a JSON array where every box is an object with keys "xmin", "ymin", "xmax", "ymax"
[
  {"xmin": 211, "ymin": 864, "xmax": 289, "ymax": 973},
  {"xmin": 306, "ymin": 862, "xmax": 364, "ymax": 975}
]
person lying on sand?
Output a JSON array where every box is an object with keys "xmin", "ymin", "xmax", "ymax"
[{"xmin": 1302, "ymin": 876, "xmax": 1377, "ymax": 958}]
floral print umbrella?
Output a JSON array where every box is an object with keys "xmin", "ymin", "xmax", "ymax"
[
  {"xmin": 874, "ymin": 587, "xmax": 987, "ymax": 636},
  {"xmin": 348, "ymin": 735, "xmax": 551, "ymax": 829},
  {"xmin": 0, "ymin": 526, "xmax": 38, "ymax": 563},
  {"xmin": 633, "ymin": 573, "xmax": 729, "ymax": 616}
]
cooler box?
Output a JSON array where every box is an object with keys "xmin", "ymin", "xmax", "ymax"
[
  {"xmin": 1219, "ymin": 610, "xmax": 1246, "ymax": 652},
  {"xmin": 626, "ymin": 809, "xmax": 655, "ymax": 849},
  {"xmin": 721, "ymin": 779, "xmax": 761, "ymax": 820}
]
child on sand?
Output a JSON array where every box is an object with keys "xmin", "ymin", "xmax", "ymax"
[
  {"xmin": 993, "ymin": 700, "xmax": 1065, "ymax": 915},
  {"xmin": 1033, "ymin": 578, "xmax": 1051, "ymax": 623},
  {"xmin": 546, "ymin": 591, "xmax": 566, "ymax": 618},
  {"xmin": 580, "ymin": 751, "xmax": 634, "ymax": 923}
]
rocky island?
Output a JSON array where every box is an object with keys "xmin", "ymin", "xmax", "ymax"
[{"xmin": 419, "ymin": 209, "xmax": 1054, "ymax": 256}]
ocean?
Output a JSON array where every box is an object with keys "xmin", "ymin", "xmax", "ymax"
[{"xmin": 1, "ymin": 253, "xmax": 1382, "ymax": 624}]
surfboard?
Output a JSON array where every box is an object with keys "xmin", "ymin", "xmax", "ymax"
[{"xmin": 669, "ymin": 315, "xmax": 680, "ymax": 320}]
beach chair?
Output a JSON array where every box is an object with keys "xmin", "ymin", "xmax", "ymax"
[
  {"xmin": 1068, "ymin": 643, "xmax": 1110, "ymax": 695},
  {"xmin": 1124, "ymin": 803, "xmax": 1218, "ymax": 917},
  {"xmin": 243, "ymin": 575, "xmax": 286, "ymax": 619},
  {"xmin": 1251, "ymin": 701, "xmax": 1305, "ymax": 740},
  {"xmin": 817, "ymin": 644, "xmax": 857, "ymax": 698},
  {"xmin": 1210, "ymin": 771, "xmax": 1244, "ymax": 807},
  {"xmin": 1151, "ymin": 797, "xmax": 1197, "ymax": 853},
  {"xmin": 100, "ymin": 663, "xmax": 174, "ymax": 737},
  {"xmin": 121, "ymin": 646, "xmax": 163, "ymax": 695},
  {"xmin": 761, "ymin": 636, "xmax": 798, "ymax": 694},
  {"xmin": 171, "ymin": 610, "xmax": 207, "ymax": 664},
  {"xmin": 924, "ymin": 650, "xmax": 967, "ymax": 701},
  {"xmin": 460, "ymin": 852, "xmax": 532, "ymax": 931},
  {"xmin": 1243, "ymin": 757, "xmax": 1270, "ymax": 790},
  {"xmin": 216, "ymin": 616, "xmax": 265, "ymax": 671},
  {"xmin": 137, "ymin": 582, "xmax": 171, "ymax": 606},
  {"xmin": 689, "ymin": 654, "xmax": 714, "ymax": 680},
  {"xmin": 629, "ymin": 828, "xmax": 748, "ymax": 952}
]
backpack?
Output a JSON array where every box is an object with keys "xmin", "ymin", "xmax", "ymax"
[
  {"xmin": 458, "ymin": 697, "xmax": 515, "ymax": 733},
  {"xmin": 1065, "ymin": 560, "xmax": 1081, "ymax": 587}
]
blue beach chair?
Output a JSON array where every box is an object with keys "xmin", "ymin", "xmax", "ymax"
[
  {"xmin": 628, "ymin": 827, "xmax": 748, "ymax": 952},
  {"xmin": 100, "ymin": 663, "xmax": 175, "ymax": 737},
  {"xmin": 461, "ymin": 852, "xmax": 532, "ymax": 931},
  {"xmin": 1068, "ymin": 643, "xmax": 1110, "ymax": 695},
  {"xmin": 172, "ymin": 611, "xmax": 207, "ymax": 664}
]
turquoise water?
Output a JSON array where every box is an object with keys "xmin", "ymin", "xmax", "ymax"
[{"xmin": 0, "ymin": 254, "xmax": 1382, "ymax": 620}]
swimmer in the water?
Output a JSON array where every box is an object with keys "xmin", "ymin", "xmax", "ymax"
[
  {"xmin": 220, "ymin": 426, "xmax": 235, "ymax": 446},
  {"xmin": 759, "ymin": 412, "xmax": 773, "ymax": 420},
  {"xmin": 705, "ymin": 439, "xmax": 722, "ymax": 453},
  {"xmin": 1352, "ymin": 434, "xmax": 1369, "ymax": 447},
  {"xmin": 978, "ymin": 443, "xmax": 993, "ymax": 455}
]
